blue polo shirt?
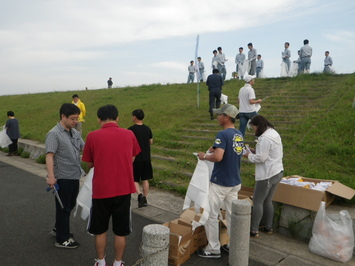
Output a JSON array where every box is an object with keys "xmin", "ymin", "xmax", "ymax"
[{"xmin": 210, "ymin": 128, "xmax": 243, "ymax": 187}]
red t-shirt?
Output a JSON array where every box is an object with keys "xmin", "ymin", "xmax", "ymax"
[{"xmin": 82, "ymin": 122, "xmax": 141, "ymax": 199}]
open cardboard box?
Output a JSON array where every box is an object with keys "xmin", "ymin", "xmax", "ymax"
[
  {"xmin": 272, "ymin": 175, "xmax": 355, "ymax": 211},
  {"xmin": 178, "ymin": 208, "xmax": 208, "ymax": 255},
  {"xmin": 163, "ymin": 221, "xmax": 191, "ymax": 266}
]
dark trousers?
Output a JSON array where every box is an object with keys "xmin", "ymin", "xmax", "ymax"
[
  {"xmin": 209, "ymin": 88, "xmax": 221, "ymax": 116},
  {"xmin": 9, "ymin": 138, "xmax": 18, "ymax": 153},
  {"xmin": 55, "ymin": 179, "xmax": 79, "ymax": 242}
]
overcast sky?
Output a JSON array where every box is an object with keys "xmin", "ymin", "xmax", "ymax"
[{"xmin": 0, "ymin": 0, "xmax": 354, "ymax": 95}]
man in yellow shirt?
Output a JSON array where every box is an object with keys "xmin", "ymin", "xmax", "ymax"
[{"xmin": 71, "ymin": 94, "xmax": 86, "ymax": 134}]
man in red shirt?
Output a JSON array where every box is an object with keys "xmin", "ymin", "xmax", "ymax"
[{"xmin": 82, "ymin": 104, "xmax": 141, "ymax": 266}]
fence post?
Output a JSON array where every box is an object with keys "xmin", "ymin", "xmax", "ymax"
[
  {"xmin": 229, "ymin": 199, "xmax": 252, "ymax": 266},
  {"xmin": 141, "ymin": 224, "xmax": 170, "ymax": 266}
]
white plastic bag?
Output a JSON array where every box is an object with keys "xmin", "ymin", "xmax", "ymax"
[
  {"xmin": 220, "ymin": 93, "xmax": 228, "ymax": 104},
  {"xmin": 309, "ymin": 201, "xmax": 354, "ymax": 262},
  {"xmin": 0, "ymin": 126, "xmax": 12, "ymax": 148}
]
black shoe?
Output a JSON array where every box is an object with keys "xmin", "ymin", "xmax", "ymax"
[
  {"xmin": 138, "ymin": 194, "xmax": 144, "ymax": 208},
  {"xmin": 250, "ymin": 231, "xmax": 259, "ymax": 238},
  {"xmin": 55, "ymin": 238, "xmax": 79, "ymax": 249},
  {"xmin": 221, "ymin": 244, "xmax": 229, "ymax": 253},
  {"xmin": 196, "ymin": 249, "xmax": 221, "ymax": 258},
  {"xmin": 259, "ymin": 226, "xmax": 273, "ymax": 235},
  {"xmin": 142, "ymin": 196, "xmax": 148, "ymax": 207}
]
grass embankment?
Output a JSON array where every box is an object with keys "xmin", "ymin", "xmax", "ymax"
[{"xmin": 0, "ymin": 73, "xmax": 354, "ymax": 204}]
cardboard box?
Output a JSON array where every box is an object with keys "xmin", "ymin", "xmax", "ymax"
[
  {"xmin": 163, "ymin": 221, "xmax": 191, "ymax": 266},
  {"xmin": 177, "ymin": 208, "xmax": 208, "ymax": 255},
  {"xmin": 272, "ymin": 175, "xmax": 355, "ymax": 211}
]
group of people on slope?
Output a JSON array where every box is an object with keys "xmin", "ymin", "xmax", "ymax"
[
  {"xmin": 43, "ymin": 101, "xmax": 153, "ymax": 266},
  {"xmin": 197, "ymin": 73, "xmax": 283, "ymax": 258},
  {"xmin": 189, "ymin": 39, "xmax": 334, "ymax": 83}
]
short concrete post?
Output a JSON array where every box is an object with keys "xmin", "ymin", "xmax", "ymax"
[
  {"xmin": 141, "ymin": 224, "xmax": 170, "ymax": 266},
  {"xmin": 229, "ymin": 199, "xmax": 252, "ymax": 266}
]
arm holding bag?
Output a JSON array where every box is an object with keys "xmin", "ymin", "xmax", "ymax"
[{"xmin": 309, "ymin": 201, "xmax": 354, "ymax": 262}]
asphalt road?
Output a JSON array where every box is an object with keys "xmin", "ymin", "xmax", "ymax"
[{"xmin": 0, "ymin": 161, "xmax": 266, "ymax": 266}]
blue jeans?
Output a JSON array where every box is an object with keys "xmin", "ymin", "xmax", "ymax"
[
  {"xmin": 239, "ymin": 112, "xmax": 257, "ymax": 136},
  {"xmin": 55, "ymin": 179, "xmax": 79, "ymax": 242}
]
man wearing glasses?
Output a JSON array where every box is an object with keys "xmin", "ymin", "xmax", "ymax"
[{"xmin": 45, "ymin": 103, "xmax": 85, "ymax": 249}]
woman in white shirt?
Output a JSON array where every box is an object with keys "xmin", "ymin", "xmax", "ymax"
[{"xmin": 243, "ymin": 115, "xmax": 284, "ymax": 237}]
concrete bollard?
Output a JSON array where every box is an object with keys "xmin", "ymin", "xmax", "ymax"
[
  {"xmin": 141, "ymin": 224, "xmax": 170, "ymax": 266},
  {"xmin": 229, "ymin": 199, "xmax": 252, "ymax": 266}
]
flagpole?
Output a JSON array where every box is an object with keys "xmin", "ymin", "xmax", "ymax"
[{"xmin": 195, "ymin": 34, "xmax": 200, "ymax": 108}]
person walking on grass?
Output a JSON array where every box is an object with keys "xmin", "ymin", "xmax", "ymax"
[
  {"xmin": 46, "ymin": 103, "xmax": 85, "ymax": 249},
  {"xmin": 206, "ymin": 68, "xmax": 224, "ymax": 120},
  {"xmin": 196, "ymin": 104, "xmax": 243, "ymax": 258},
  {"xmin": 82, "ymin": 105, "xmax": 141, "ymax": 266},
  {"xmin": 71, "ymin": 94, "xmax": 86, "ymax": 135},
  {"xmin": 243, "ymin": 115, "xmax": 283, "ymax": 238},
  {"xmin": 128, "ymin": 109, "xmax": 154, "ymax": 208},
  {"xmin": 238, "ymin": 75, "xmax": 262, "ymax": 136},
  {"xmin": 5, "ymin": 111, "xmax": 20, "ymax": 156}
]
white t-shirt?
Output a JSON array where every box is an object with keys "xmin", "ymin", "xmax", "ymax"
[{"xmin": 238, "ymin": 83, "xmax": 256, "ymax": 113}]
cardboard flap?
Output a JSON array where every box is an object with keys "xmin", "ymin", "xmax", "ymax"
[{"xmin": 327, "ymin": 182, "xmax": 355, "ymax": 200}]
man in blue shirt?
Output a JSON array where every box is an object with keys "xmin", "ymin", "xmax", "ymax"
[{"xmin": 196, "ymin": 104, "xmax": 243, "ymax": 258}]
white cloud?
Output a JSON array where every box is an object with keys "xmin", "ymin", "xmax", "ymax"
[{"xmin": 325, "ymin": 30, "xmax": 355, "ymax": 43}]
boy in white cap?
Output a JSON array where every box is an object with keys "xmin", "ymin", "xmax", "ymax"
[{"xmin": 238, "ymin": 75, "xmax": 262, "ymax": 136}]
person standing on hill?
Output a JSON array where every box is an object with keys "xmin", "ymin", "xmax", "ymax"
[
  {"xmin": 206, "ymin": 69, "xmax": 224, "ymax": 120},
  {"xmin": 216, "ymin": 47, "xmax": 228, "ymax": 81},
  {"xmin": 82, "ymin": 104, "xmax": 141, "ymax": 266},
  {"xmin": 197, "ymin": 57, "xmax": 205, "ymax": 82},
  {"xmin": 243, "ymin": 115, "xmax": 283, "ymax": 238},
  {"xmin": 299, "ymin": 39, "xmax": 312, "ymax": 73},
  {"xmin": 247, "ymin": 43, "xmax": 257, "ymax": 75},
  {"xmin": 256, "ymin": 54, "xmax": 264, "ymax": 78},
  {"xmin": 211, "ymin": 50, "xmax": 218, "ymax": 70},
  {"xmin": 187, "ymin": 60, "xmax": 195, "ymax": 83},
  {"xmin": 107, "ymin": 77, "xmax": 113, "ymax": 88},
  {"xmin": 128, "ymin": 109, "xmax": 154, "ymax": 208},
  {"xmin": 281, "ymin": 42, "xmax": 291, "ymax": 76},
  {"xmin": 238, "ymin": 75, "xmax": 262, "ymax": 136},
  {"xmin": 323, "ymin": 51, "xmax": 333, "ymax": 73},
  {"xmin": 196, "ymin": 104, "xmax": 243, "ymax": 258},
  {"xmin": 46, "ymin": 103, "xmax": 85, "ymax": 249},
  {"xmin": 71, "ymin": 94, "xmax": 86, "ymax": 135},
  {"xmin": 5, "ymin": 111, "xmax": 20, "ymax": 156},
  {"xmin": 235, "ymin": 47, "xmax": 246, "ymax": 80}
]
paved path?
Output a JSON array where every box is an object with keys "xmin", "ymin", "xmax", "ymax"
[{"xmin": 1, "ymin": 152, "xmax": 354, "ymax": 265}]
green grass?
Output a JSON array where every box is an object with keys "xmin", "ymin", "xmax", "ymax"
[{"xmin": 1, "ymin": 73, "xmax": 354, "ymax": 204}]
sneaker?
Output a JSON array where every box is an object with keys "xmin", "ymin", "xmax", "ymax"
[
  {"xmin": 142, "ymin": 196, "xmax": 147, "ymax": 207},
  {"xmin": 221, "ymin": 244, "xmax": 229, "ymax": 253},
  {"xmin": 51, "ymin": 228, "xmax": 74, "ymax": 238},
  {"xmin": 250, "ymin": 231, "xmax": 259, "ymax": 238},
  {"xmin": 259, "ymin": 226, "xmax": 273, "ymax": 235},
  {"xmin": 55, "ymin": 238, "xmax": 79, "ymax": 248},
  {"xmin": 138, "ymin": 194, "xmax": 144, "ymax": 208},
  {"xmin": 196, "ymin": 249, "xmax": 221, "ymax": 258},
  {"xmin": 93, "ymin": 259, "xmax": 107, "ymax": 266}
]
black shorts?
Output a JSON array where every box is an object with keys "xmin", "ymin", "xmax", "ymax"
[
  {"xmin": 133, "ymin": 161, "xmax": 153, "ymax": 182},
  {"xmin": 88, "ymin": 194, "xmax": 132, "ymax": 236}
]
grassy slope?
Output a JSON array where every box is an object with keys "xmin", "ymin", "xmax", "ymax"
[{"xmin": 1, "ymin": 74, "xmax": 354, "ymax": 203}]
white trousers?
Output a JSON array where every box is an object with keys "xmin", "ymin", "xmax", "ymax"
[{"xmin": 204, "ymin": 182, "xmax": 241, "ymax": 253}]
